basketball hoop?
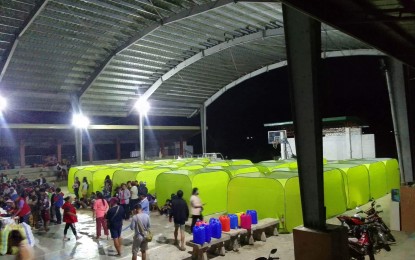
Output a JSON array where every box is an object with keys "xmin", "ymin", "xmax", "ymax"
[{"xmin": 272, "ymin": 137, "xmax": 281, "ymax": 149}]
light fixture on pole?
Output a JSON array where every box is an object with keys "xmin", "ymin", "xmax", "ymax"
[
  {"xmin": 72, "ymin": 113, "xmax": 90, "ymax": 128},
  {"xmin": 134, "ymin": 98, "xmax": 150, "ymax": 115},
  {"xmin": 0, "ymin": 96, "xmax": 7, "ymax": 112}
]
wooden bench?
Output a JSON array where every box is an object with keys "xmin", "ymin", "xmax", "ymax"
[
  {"xmin": 222, "ymin": 228, "xmax": 248, "ymax": 251},
  {"xmin": 186, "ymin": 236, "xmax": 230, "ymax": 260},
  {"xmin": 245, "ymin": 218, "xmax": 279, "ymax": 245}
]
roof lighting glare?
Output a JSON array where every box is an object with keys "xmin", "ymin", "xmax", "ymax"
[
  {"xmin": 135, "ymin": 98, "xmax": 150, "ymax": 114},
  {"xmin": 72, "ymin": 114, "xmax": 90, "ymax": 128},
  {"xmin": 0, "ymin": 96, "xmax": 7, "ymax": 111}
]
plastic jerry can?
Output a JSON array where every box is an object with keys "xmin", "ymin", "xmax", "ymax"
[
  {"xmin": 196, "ymin": 221, "xmax": 207, "ymax": 227},
  {"xmin": 193, "ymin": 225, "xmax": 206, "ymax": 245},
  {"xmin": 246, "ymin": 210, "xmax": 258, "ymax": 224},
  {"xmin": 236, "ymin": 212, "xmax": 244, "ymax": 227},
  {"xmin": 240, "ymin": 213, "xmax": 252, "ymax": 229},
  {"xmin": 209, "ymin": 218, "xmax": 222, "ymax": 239},
  {"xmin": 228, "ymin": 214, "xmax": 238, "ymax": 229},
  {"xmin": 203, "ymin": 224, "xmax": 212, "ymax": 243},
  {"xmin": 219, "ymin": 215, "xmax": 230, "ymax": 232}
]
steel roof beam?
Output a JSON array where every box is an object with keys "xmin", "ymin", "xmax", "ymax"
[
  {"xmin": 141, "ymin": 27, "xmax": 285, "ymax": 100},
  {"xmin": 0, "ymin": 0, "xmax": 49, "ymax": 82},
  {"xmin": 77, "ymin": 0, "xmax": 265, "ymax": 98}
]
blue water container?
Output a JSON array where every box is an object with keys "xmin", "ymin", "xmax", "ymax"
[
  {"xmin": 193, "ymin": 225, "xmax": 206, "ymax": 245},
  {"xmin": 209, "ymin": 218, "xmax": 222, "ymax": 239},
  {"xmin": 204, "ymin": 224, "xmax": 212, "ymax": 243},
  {"xmin": 228, "ymin": 214, "xmax": 238, "ymax": 229},
  {"xmin": 246, "ymin": 210, "xmax": 258, "ymax": 224}
]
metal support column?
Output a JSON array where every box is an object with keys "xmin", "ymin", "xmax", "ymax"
[
  {"xmin": 139, "ymin": 113, "xmax": 145, "ymax": 161},
  {"xmin": 200, "ymin": 105, "xmax": 207, "ymax": 154},
  {"xmin": 283, "ymin": 4, "xmax": 326, "ymax": 230},
  {"xmin": 115, "ymin": 137, "xmax": 121, "ymax": 161},
  {"xmin": 88, "ymin": 141, "xmax": 93, "ymax": 163},
  {"xmin": 19, "ymin": 139, "xmax": 25, "ymax": 168},
  {"xmin": 75, "ymin": 128, "xmax": 82, "ymax": 166},
  {"xmin": 57, "ymin": 140, "xmax": 62, "ymax": 163},
  {"xmin": 384, "ymin": 58, "xmax": 414, "ymax": 183}
]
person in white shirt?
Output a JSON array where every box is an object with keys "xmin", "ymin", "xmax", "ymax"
[
  {"xmin": 190, "ymin": 187, "xmax": 204, "ymax": 233},
  {"xmin": 130, "ymin": 181, "xmax": 139, "ymax": 215},
  {"xmin": 117, "ymin": 184, "xmax": 131, "ymax": 220}
]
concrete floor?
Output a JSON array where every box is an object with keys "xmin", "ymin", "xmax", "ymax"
[{"xmin": 2, "ymin": 191, "xmax": 414, "ymax": 260}]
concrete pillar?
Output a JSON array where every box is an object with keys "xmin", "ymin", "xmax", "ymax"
[
  {"xmin": 139, "ymin": 113, "xmax": 145, "ymax": 161},
  {"xmin": 200, "ymin": 104, "xmax": 207, "ymax": 154},
  {"xmin": 384, "ymin": 58, "xmax": 414, "ymax": 182},
  {"xmin": 74, "ymin": 128, "xmax": 82, "ymax": 166},
  {"xmin": 19, "ymin": 139, "xmax": 25, "ymax": 168},
  {"xmin": 88, "ymin": 141, "xmax": 93, "ymax": 163},
  {"xmin": 283, "ymin": 3, "xmax": 325, "ymax": 230},
  {"xmin": 115, "ymin": 137, "xmax": 121, "ymax": 161},
  {"xmin": 57, "ymin": 140, "xmax": 62, "ymax": 163},
  {"xmin": 160, "ymin": 139, "xmax": 165, "ymax": 157}
]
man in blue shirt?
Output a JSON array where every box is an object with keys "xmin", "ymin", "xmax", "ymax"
[
  {"xmin": 139, "ymin": 194, "xmax": 150, "ymax": 215},
  {"xmin": 106, "ymin": 198, "xmax": 125, "ymax": 257}
]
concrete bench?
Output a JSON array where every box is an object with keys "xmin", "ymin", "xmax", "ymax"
[
  {"xmin": 222, "ymin": 218, "xmax": 279, "ymax": 249},
  {"xmin": 186, "ymin": 235, "xmax": 230, "ymax": 260}
]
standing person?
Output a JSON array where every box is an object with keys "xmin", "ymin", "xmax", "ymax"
[
  {"xmin": 130, "ymin": 181, "xmax": 139, "ymax": 212},
  {"xmin": 39, "ymin": 188, "xmax": 50, "ymax": 232},
  {"xmin": 81, "ymin": 177, "xmax": 89, "ymax": 200},
  {"xmin": 37, "ymin": 174, "xmax": 47, "ymax": 186},
  {"xmin": 62, "ymin": 196, "xmax": 81, "ymax": 241},
  {"xmin": 130, "ymin": 204, "xmax": 150, "ymax": 260},
  {"xmin": 9, "ymin": 230, "xmax": 35, "ymax": 260},
  {"xmin": 54, "ymin": 188, "xmax": 64, "ymax": 224},
  {"xmin": 27, "ymin": 190, "xmax": 39, "ymax": 229},
  {"xmin": 103, "ymin": 175, "xmax": 112, "ymax": 199},
  {"xmin": 139, "ymin": 193, "xmax": 150, "ymax": 215},
  {"xmin": 138, "ymin": 181, "xmax": 148, "ymax": 196},
  {"xmin": 94, "ymin": 192, "xmax": 109, "ymax": 240},
  {"xmin": 11, "ymin": 194, "xmax": 31, "ymax": 225},
  {"xmin": 190, "ymin": 187, "xmax": 204, "ymax": 233},
  {"xmin": 117, "ymin": 184, "xmax": 130, "ymax": 220},
  {"xmin": 106, "ymin": 198, "xmax": 125, "ymax": 257},
  {"xmin": 169, "ymin": 190, "xmax": 189, "ymax": 251},
  {"xmin": 73, "ymin": 177, "xmax": 81, "ymax": 199}
]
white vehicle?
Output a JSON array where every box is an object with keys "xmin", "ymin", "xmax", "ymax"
[{"xmin": 201, "ymin": 153, "xmax": 224, "ymax": 161}]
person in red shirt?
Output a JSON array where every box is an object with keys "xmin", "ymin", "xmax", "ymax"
[
  {"xmin": 11, "ymin": 194, "xmax": 31, "ymax": 224},
  {"xmin": 62, "ymin": 196, "xmax": 81, "ymax": 241}
]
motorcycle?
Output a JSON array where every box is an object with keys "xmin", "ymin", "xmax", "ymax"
[
  {"xmin": 338, "ymin": 202, "xmax": 393, "ymax": 260},
  {"xmin": 255, "ymin": 249, "xmax": 279, "ymax": 260},
  {"xmin": 360, "ymin": 200, "xmax": 396, "ymax": 243}
]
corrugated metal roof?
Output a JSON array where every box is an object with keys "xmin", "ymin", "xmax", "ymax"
[{"xmin": 0, "ymin": 0, "xmax": 401, "ymax": 118}]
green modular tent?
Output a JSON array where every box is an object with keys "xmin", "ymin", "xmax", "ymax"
[
  {"xmin": 223, "ymin": 165, "xmax": 261, "ymax": 177},
  {"xmin": 90, "ymin": 168, "xmax": 123, "ymax": 193},
  {"xmin": 179, "ymin": 165, "xmax": 205, "ymax": 171},
  {"xmin": 369, "ymin": 158, "xmax": 400, "ymax": 191},
  {"xmin": 156, "ymin": 165, "xmax": 180, "ymax": 170},
  {"xmin": 73, "ymin": 166, "xmax": 109, "ymax": 196},
  {"xmin": 257, "ymin": 161, "xmax": 294, "ymax": 174},
  {"xmin": 341, "ymin": 159, "xmax": 388, "ymax": 199},
  {"xmin": 112, "ymin": 168, "xmax": 145, "ymax": 192},
  {"xmin": 254, "ymin": 165, "xmax": 271, "ymax": 175},
  {"xmin": 156, "ymin": 169, "xmax": 230, "ymax": 215},
  {"xmin": 68, "ymin": 165, "xmax": 107, "ymax": 193},
  {"xmin": 325, "ymin": 164, "xmax": 370, "ymax": 209},
  {"xmin": 228, "ymin": 159, "xmax": 253, "ymax": 166},
  {"xmin": 227, "ymin": 173, "xmax": 301, "ymax": 232},
  {"xmin": 111, "ymin": 168, "xmax": 171, "ymax": 194},
  {"xmin": 236, "ymin": 172, "xmax": 266, "ymax": 178},
  {"xmin": 207, "ymin": 161, "xmax": 230, "ymax": 167}
]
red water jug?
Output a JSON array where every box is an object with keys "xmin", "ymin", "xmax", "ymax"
[
  {"xmin": 196, "ymin": 221, "xmax": 207, "ymax": 227},
  {"xmin": 219, "ymin": 215, "xmax": 230, "ymax": 232},
  {"xmin": 240, "ymin": 213, "xmax": 252, "ymax": 229}
]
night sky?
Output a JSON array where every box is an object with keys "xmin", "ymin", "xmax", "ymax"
[
  {"xmin": 191, "ymin": 56, "xmax": 397, "ymax": 162},
  {"xmin": 1, "ymin": 56, "xmax": 398, "ymax": 163}
]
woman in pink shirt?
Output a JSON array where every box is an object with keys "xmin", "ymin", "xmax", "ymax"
[{"xmin": 93, "ymin": 192, "xmax": 109, "ymax": 239}]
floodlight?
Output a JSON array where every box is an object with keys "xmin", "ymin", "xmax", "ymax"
[
  {"xmin": 134, "ymin": 98, "xmax": 150, "ymax": 115},
  {"xmin": 0, "ymin": 96, "xmax": 7, "ymax": 111},
  {"xmin": 72, "ymin": 114, "xmax": 90, "ymax": 128}
]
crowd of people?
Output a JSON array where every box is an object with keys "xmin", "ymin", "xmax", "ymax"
[{"xmin": 0, "ymin": 172, "xmax": 205, "ymax": 260}]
